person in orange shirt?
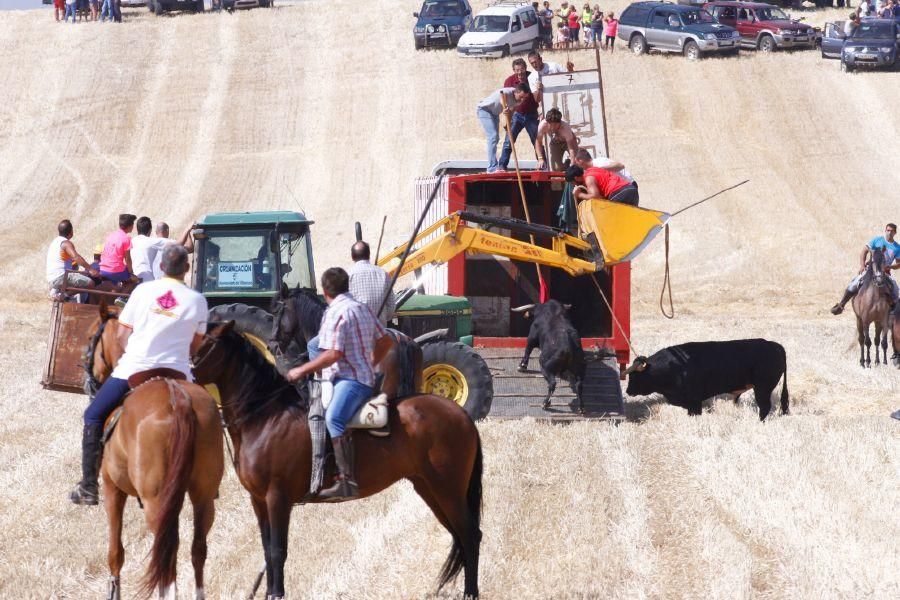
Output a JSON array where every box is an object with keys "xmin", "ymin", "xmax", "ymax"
[{"xmin": 46, "ymin": 219, "xmax": 99, "ymax": 297}]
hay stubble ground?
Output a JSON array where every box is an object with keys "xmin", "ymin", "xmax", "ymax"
[{"xmin": 1, "ymin": 2, "xmax": 899, "ymax": 598}]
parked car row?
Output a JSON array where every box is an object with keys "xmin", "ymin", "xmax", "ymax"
[
  {"xmin": 617, "ymin": 1, "xmax": 819, "ymax": 59},
  {"xmin": 820, "ymin": 18, "xmax": 899, "ymax": 72}
]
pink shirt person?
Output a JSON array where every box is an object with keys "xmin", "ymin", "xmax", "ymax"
[
  {"xmin": 605, "ymin": 17, "xmax": 618, "ymax": 37},
  {"xmin": 99, "ymin": 214, "xmax": 137, "ymax": 282}
]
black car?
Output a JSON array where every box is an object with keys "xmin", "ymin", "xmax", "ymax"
[
  {"xmin": 413, "ymin": 0, "xmax": 474, "ymax": 50},
  {"xmin": 821, "ymin": 19, "xmax": 899, "ymax": 71}
]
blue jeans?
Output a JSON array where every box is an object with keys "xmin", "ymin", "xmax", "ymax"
[
  {"xmin": 100, "ymin": 0, "xmax": 109, "ymax": 20},
  {"xmin": 325, "ymin": 378, "xmax": 373, "ymax": 437},
  {"xmin": 476, "ymin": 107, "xmax": 500, "ymax": 173},
  {"xmin": 306, "ymin": 335, "xmax": 320, "ymax": 360},
  {"xmin": 498, "ymin": 111, "xmax": 539, "ymax": 170},
  {"xmin": 100, "ymin": 269, "xmax": 131, "ymax": 283},
  {"xmin": 84, "ymin": 377, "xmax": 130, "ymax": 426},
  {"xmin": 65, "ymin": 3, "xmax": 77, "ymax": 21}
]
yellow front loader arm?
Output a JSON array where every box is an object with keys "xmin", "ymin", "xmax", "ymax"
[{"xmin": 377, "ymin": 212, "xmax": 601, "ymax": 278}]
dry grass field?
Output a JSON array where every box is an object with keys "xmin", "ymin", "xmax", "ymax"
[{"xmin": 1, "ymin": 2, "xmax": 899, "ymax": 598}]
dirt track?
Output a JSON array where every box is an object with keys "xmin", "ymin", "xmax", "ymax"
[{"xmin": 2, "ymin": 3, "xmax": 899, "ymax": 598}]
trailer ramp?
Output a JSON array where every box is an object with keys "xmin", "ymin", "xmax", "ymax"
[{"xmin": 479, "ymin": 348, "xmax": 625, "ymax": 421}]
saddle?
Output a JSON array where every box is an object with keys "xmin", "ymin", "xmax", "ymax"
[{"xmin": 103, "ymin": 370, "xmax": 188, "ymax": 444}]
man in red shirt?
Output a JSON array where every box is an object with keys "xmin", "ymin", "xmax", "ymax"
[
  {"xmin": 498, "ymin": 58, "xmax": 540, "ymax": 172},
  {"xmin": 573, "ymin": 149, "xmax": 639, "ymax": 205}
]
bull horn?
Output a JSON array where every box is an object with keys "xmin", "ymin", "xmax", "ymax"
[
  {"xmin": 624, "ymin": 356, "xmax": 649, "ymax": 375},
  {"xmin": 511, "ymin": 304, "xmax": 536, "ymax": 313},
  {"xmin": 563, "ymin": 303, "xmax": 572, "ymax": 310}
]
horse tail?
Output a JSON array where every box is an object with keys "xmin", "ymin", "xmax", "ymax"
[
  {"xmin": 141, "ymin": 381, "xmax": 197, "ymax": 596},
  {"xmin": 437, "ymin": 429, "xmax": 483, "ymax": 591}
]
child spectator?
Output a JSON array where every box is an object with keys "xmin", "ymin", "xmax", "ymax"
[
  {"xmin": 604, "ymin": 12, "xmax": 618, "ymax": 51},
  {"xmin": 557, "ymin": 23, "xmax": 570, "ymax": 49}
]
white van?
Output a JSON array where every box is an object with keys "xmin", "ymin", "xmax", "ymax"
[{"xmin": 457, "ymin": 2, "xmax": 542, "ymax": 58}]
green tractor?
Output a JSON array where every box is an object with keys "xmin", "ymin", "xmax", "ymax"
[{"xmin": 192, "ymin": 211, "xmax": 493, "ymax": 420}]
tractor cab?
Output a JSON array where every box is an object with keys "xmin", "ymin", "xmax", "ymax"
[{"xmin": 191, "ymin": 211, "xmax": 316, "ymax": 310}]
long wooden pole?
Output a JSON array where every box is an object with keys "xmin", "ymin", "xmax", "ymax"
[
  {"xmin": 594, "ymin": 44, "xmax": 611, "ymax": 157},
  {"xmin": 500, "ymin": 92, "xmax": 547, "ymax": 300}
]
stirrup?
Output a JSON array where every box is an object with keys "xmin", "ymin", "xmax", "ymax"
[
  {"xmin": 316, "ymin": 477, "xmax": 359, "ymax": 502},
  {"xmin": 69, "ymin": 482, "xmax": 99, "ymax": 506}
]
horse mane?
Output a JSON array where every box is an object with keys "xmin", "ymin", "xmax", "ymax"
[
  {"xmin": 217, "ymin": 327, "xmax": 307, "ymax": 426},
  {"xmin": 286, "ymin": 287, "xmax": 326, "ymax": 340}
]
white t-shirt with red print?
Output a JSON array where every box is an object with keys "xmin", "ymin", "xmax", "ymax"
[{"xmin": 112, "ymin": 278, "xmax": 208, "ymax": 381}]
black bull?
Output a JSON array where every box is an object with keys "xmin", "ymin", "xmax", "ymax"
[
  {"xmin": 625, "ymin": 339, "xmax": 789, "ymax": 420},
  {"xmin": 514, "ymin": 300, "xmax": 586, "ymax": 412}
]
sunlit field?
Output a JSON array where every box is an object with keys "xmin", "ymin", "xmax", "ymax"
[{"xmin": 1, "ymin": 2, "xmax": 898, "ymax": 597}]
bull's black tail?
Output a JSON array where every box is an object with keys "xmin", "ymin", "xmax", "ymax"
[{"xmin": 780, "ymin": 353, "xmax": 789, "ymax": 415}]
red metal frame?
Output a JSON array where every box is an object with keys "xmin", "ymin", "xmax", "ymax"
[{"xmin": 443, "ymin": 171, "xmax": 631, "ymax": 369}]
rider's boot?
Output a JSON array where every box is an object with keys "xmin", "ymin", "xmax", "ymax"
[
  {"xmin": 317, "ymin": 434, "xmax": 358, "ymax": 502},
  {"xmin": 830, "ymin": 290, "xmax": 855, "ymax": 315},
  {"xmin": 69, "ymin": 423, "xmax": 103, "ymax": 505}
]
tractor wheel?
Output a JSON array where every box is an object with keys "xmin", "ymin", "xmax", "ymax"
[
  {"xmin": 208, "ymin": 303, "xmax": 279, "ymax": 364},
  {"xmin": 421, "ymin": 342, "xmax": 493, "ymax": 420}
]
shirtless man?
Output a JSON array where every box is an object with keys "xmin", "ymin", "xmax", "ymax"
[{"xmin": 535, "ymin": 108, "xmax": 579, "ymax": 171}]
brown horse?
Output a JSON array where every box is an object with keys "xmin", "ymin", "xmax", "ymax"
[
  {"xmin": 191, "ymin": 321, "xmax": 483, "ymax": 599},
  {"xmin": 85, "ymin": 306, "xmax": 224, "ymax": 599},
  {"xmin": 852, "ymin": 247, "xmax": 893, "ymax": 367}
]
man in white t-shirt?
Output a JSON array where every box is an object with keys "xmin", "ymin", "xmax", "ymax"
[
  {"xmin": 527, "ymin": 50, "xmax": 566, "ymax": 109},
  {"xmin": 70, "ymin": 244, "xmax": 208, "ymax": 505},
  {"xmin": 152, "ymin": 221, "xmax": 198, "ymax": 280},
  {"xmin": 131, "ymin": 216, "xmax": 171, "ymax": 283}
]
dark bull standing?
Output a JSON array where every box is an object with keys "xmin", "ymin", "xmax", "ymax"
[
  {"xmin": 625, "ymin": 339, "xmax": 789, "ymax": 420},
  {"xmin": 513, "ymin": 300, "xmax": 586, "ymax": 412}
]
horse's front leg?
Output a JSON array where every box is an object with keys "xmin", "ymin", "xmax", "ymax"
[
  {"xmin": 266, "ymin": 492, "xmax": 293, "ymax": 600},
  {"xmin": 250, "ymin": 497, "xmax": 273, "ymax": 598},
  {"xmin": 857, "ymin": 318, "xmax": 867, "ymax": 367}
]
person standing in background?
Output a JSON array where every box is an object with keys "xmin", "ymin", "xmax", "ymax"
[{"xmin": 604, "ymin": 12, "xmax": 618, "ymax": 51}]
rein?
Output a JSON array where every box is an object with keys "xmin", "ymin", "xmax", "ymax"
[{"xmin": 83, "ymin": 317, "xmax": 114, "ymax": 397}]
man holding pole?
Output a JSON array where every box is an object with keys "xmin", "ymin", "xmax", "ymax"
[
  {"xmin": 475, "ymin": 83, "xmax": 530, "ymax": 173},
  {"xmin": 498, "ymin": 59, "xmax": 540, "ymax": 173}
]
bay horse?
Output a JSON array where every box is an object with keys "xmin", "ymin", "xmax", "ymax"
[
  {"xmin": 852, "ymin": 247, "xmax": 893, "ymax": 367},
  {"xmin": 85, "ymin": 305, "xmax": 224, "ymax": 599},
  {"xmin": 891, "ymin": 304, "xmax": 900, "ymax": 368},
  {"xmin": 191, "ymin": 321, "xmax": 483, "ymax": 599}
]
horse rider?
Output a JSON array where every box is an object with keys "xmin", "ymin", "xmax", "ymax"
[
  {"xmin": 349, "ymin": 241, "xmax": 396, "ymax": 326},
  {"xmin": 831, "ymin": 222, "xmax": 900, "ymax": 315},
  {"xmin": 70, "ymin": 245, "xmax": 209, "ymax": 505},
  {"xmin": 286, "ymin": 267, "xmax": 391, "ymax": 501},
  {"xmin": 47, "ymin": 219, "xmax": 99, "ymax": 298}
]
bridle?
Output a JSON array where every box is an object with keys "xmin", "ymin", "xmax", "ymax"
[
  {"xmin": 83, "ymin": 317, "xmax": 114, "ymax": 397},
  {"xmin": 191, "ymin": 332, "xmax": 223, "ymax": 371}
]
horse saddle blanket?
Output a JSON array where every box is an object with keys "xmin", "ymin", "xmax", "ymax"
[{"xmin": 319, "ymin": 381, "xmax": 389, "ymax": 432}]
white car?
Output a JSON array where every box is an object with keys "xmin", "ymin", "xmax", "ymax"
[{"xmin": 457, "ymin": 1, "xmax": 541, "ymax": 58}]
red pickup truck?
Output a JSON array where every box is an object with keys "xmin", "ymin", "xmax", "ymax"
[{"xmin": 704, "ymin": 1, "xmax": 816, "ymax": 52}]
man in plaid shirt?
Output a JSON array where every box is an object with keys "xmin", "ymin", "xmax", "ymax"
[
  {"xmin": 286, "ymin": 267, "xmax": 391, "ymax": 500},
  {"xmin": 350, "ymin": 241, "xmax": 396, "ymax": 326}
]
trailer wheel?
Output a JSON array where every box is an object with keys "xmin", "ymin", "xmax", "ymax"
[
  {"xmin": 208, "ymin": 304, "xmax": 278, "ymax": 363},
  {"xmin": 421, "ymin": 342, "xmax": 493, "ymax": 420}
]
